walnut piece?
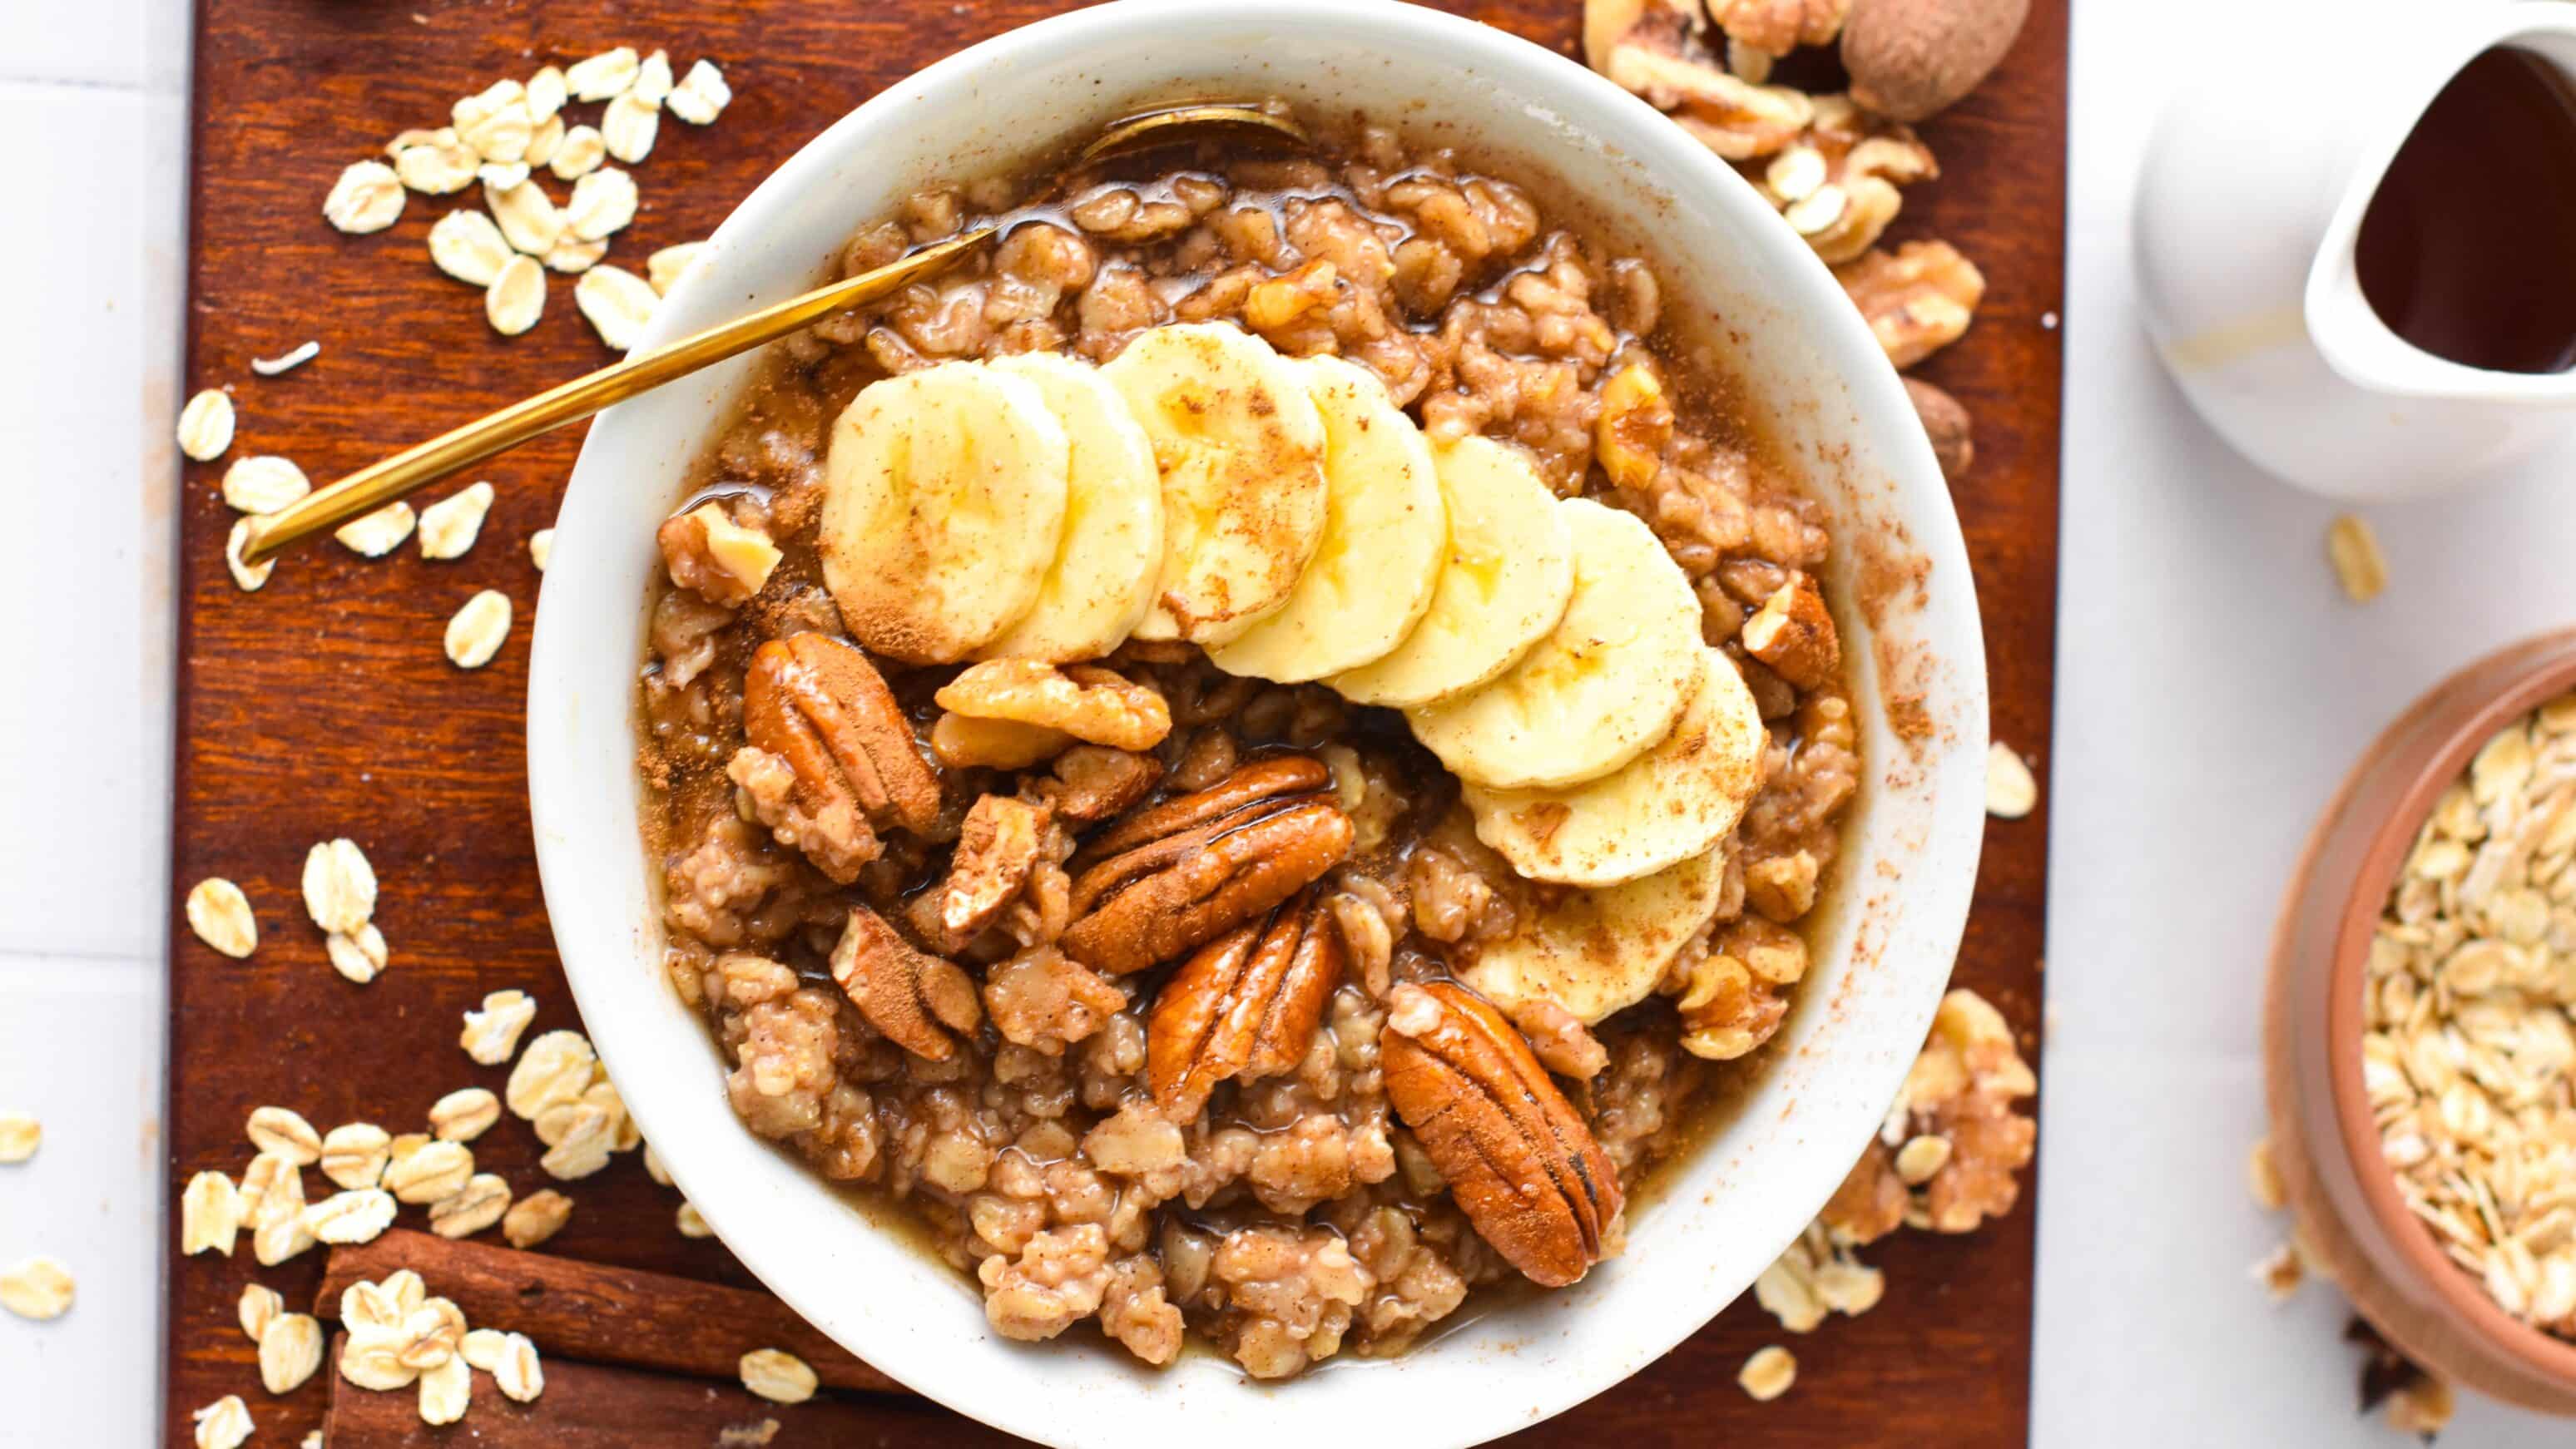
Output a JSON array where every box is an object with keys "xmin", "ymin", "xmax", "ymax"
[
  {"xmin": 742, "ymin": 632, "xmax": 943, "ymax": 875},
  {"xmin": 1590, "ymin": 0, "xmax": 1815, "ymax": 159},
  {"xmin": 1380, "ymin": 981, "xmax": 1622, "ymax": 1287},
  {"xmin": 1708, "ymin": 0, "xmax": 1850, "ymax": 56},
  {"xmin": 914, "ymin": 794, "xmax": 1053, "ymax": 951},
  {"xmin": 1835, "ymin": 240, "xmax": 1985, "ymax": 369},
  {"xmin": 1822, "ymin": 987, "xmax": 2036, "ymax": 1243},
  {"xmin": 1062, "ymin": 757, "xmax": 1354, "ymax": 975},
  {"xmin": 828, "ymin": 907, "xmax": 982, "ymax": 1061},
  {"xmin": 1670, "ymin": 917, "xmax": 1808, "ymax": 1059},
  {"xmin": 658, "ymin": 502, "xmax": 780, "ymax": 607},
  {"xmin": 1593, "ymin": 363, "xmax": 1674, "ymax": 492},
  {"xmin": 1758, "ymin": 96, "xmax": 1936, "ymax": 264},
  {"xmin": 1037, "ymin": 746, "xmax": 1164, "ymax": 823},
  {"xmin": 1147, "ymin": 889, "xmax": 1346, "ymax": 1118},
  {"xmin": 1740, "ymin": 573, "xmax": 1840, "ymax": 690},
  {"xmin": 934, "ymin": 660, "xmax": 1172, "ymax": 752},
  {"xmin": 930, "ymin": 713, "xmax": 1073, "ymax": 771}
]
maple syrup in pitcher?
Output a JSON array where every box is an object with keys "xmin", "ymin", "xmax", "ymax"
[{"xmin": 2354, "ymin": 47, "xmax": 2576, "ymax": 374}]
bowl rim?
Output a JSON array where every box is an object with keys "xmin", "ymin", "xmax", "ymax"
[
  {"xmin": 2324, "ymin": 635, "xmax": 2576, "ymax": 1388},
  {"xmin": 528, "ymin": 0, "xmax": 1984, "ymax": 1441}
]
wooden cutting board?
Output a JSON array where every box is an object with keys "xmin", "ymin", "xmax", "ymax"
[{"xmin": 166, "ymin": 1, "xmax": 2063, "ymax": 1442}]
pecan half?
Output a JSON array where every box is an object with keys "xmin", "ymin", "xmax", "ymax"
[
  {"xmin": 745, "ymin": 632, "xmax": 943, "ymax": 842},
  {"xmin": 829, "ymin": 906, "xmax": 981, "ymax": 1061},
  {"xmin": 1147, "ymin": 890, "xmax": 1345, "ymax": 1119},
  {"xmin": 1380, "ymin": 981, "xmax": 1622, "ymax": 1287},
  {"xmin": 1061, "ymin": 758, "xmax": 1354, "ymax": 975}
]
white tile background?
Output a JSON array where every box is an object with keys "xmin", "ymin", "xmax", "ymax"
[{"xmin": 7, "ymin": 0, "xmax": 2576, "ymax": 1442}]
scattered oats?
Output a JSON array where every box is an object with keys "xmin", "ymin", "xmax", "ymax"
[
  {"xmin": 335, "ymin": 500, "xmax": 419, "ymax": 556},
  {"xmin": 462, "ymin": 989, "xmax": 538, "ymax": 1066},
  {"xmin": 478, "ymin": 160, "xmax": 532, "ymax": 193},
  {"xmin": 222, "ymin": 455, "xmax": 311, "ymax": 515},
  {"xmin": 487, "ymin": 176, "xmax": 567, "ymax": 256},
  {"xmin": 544, "ymin": 233, "xmax": 608, "ymax": 274},
  {"xmin": 643, "ymin": 1144, "xmax": 671, "ymax": 1186},
  {"xmin": 493, "ymin": 1331, "xmax": 546, "ymax": 1402},
  {"xmin": 529, "ymin": 527, "xmax": 555, "ymax": 571},
  {"xmin": 718, "ymin": 1421, "xmax": 782, "ymax": 1447},
  {"xmin": 676, "ymin": 1199, "xmax": 712, "ymax": 1238},
  {"xmin": 567, "ymin": 166, "xmax": 638, "ymax": 240},
  {"xmin": 738, "ymin": 1348, "xmax": 817, "ymax": 1405},
  {"xmin": 1, "ymin": 1257, "xmax": 73, "ymax": 1319},
  {"xmin": 250, "ymin": 340, "xmax": 320, "ymax": 376},
  {"xmin": 2386, "ymin": 1374, "xmax": 2455, "ymax": 1435},
  {"xmin": 191, "ymin": 1395, "xmax": 251, "ymax": 1449},
  {"xmin": 225, "ymin": 517, "xmax": 274, "ymax": 591},
  {"xmin": 300, "ymin": 838, "xmax": 377, "ymax": 935},
  {"xmin": 1893, "ymin": 1133, "xmax": 1952, "ymax": 1185},
  {"xmin": 549, "ymin": 124, "xmax": 607, "ymax": 181},
  {"xmin": 387, "ymin": 1138, "xmax": 475, "ymax": 1204},
  {"xmin": 259, "ymin": 1312, "xmax": 325, "ymax": 1393},
  {"xmin": 666, "ymin": 60, "xmax": 731, "ymax": 126},
  {"xmin": 575, "ymin": 264, "xmax": 659, "ymax": 351},
  {"xmin": 394, "ymin": 136, "xmax": 479, "ymax": 195},
  {"xmin": 326, "ymin": 922, "xmax": 389, "ymax": 984},
  {"xmin": 339, "ymin": 1335, "xmax": 418, "ymax": 1392},
  {"xmin": 508, "ymin": 1029, "xmax": 597, "ymax": 1117},
  {"xmin": 526, "ymin": 112, "xmax": 566, "ymax": 169},
  {"xmin": 1985, "ymin": 742, "xmax": 2037, "ymax": 819},
  {"xmin": 181, "ymin": 1170, "xmax": 243, "ymax": 1256},
  {"xmin": 2327, "ymin": 512, "xmax": 2387, "ymax": 603},
  {"xmin": 321, "ymin": 1122, "xmax": 392, "ymax": 1190},
  {"xmin": 429, "ymin": 1173, "xmax": 513, "ymax": 1239},
  {"xmin": 2252, "ymin": 1239, "xmax": 2307, "ymax": 1300},
  {"xmin": 566, "ymin": 46, "xmax": 641, "ymax": 101},
  {"xmin": 0, "ymin": 1112, "xmax": 37, "ymax": 1164},
  {"xmin": 647, "ymin": 241, "xmax": 707, "ymax": 296},
  {"xmin": 324, "ymin": 160, "xmax": 405, "ymax": 233},
  {"xmin": 443, "ymin": 588, "xmax": 514, "ymax": 668},
  {"xmin": 539, "ymin": 1104, "xmax": 617, "ymax": 1181},
  {"xmin": 386, "ymin": 126, "xmax": 456, "ymax": 156},
  {"xmin": 237, "ymin": 1283, "xmax": 282, "ymax": 1343},
  {"xmin": 527, "ymin": 65, "xmax": 567, "ymax": 122},
  {"xmin": 453, "ymin": 79, "xmax": 533, "ymax": 163},
  {"xmin": 1737, "ymin": 1345, "xmax": 1796, "ymax": 1402},
  {"xmin": 186, "ymin": 878, "xmax": 259, "ymax": 958},
  {"xmin": 486, "ymin": 254, "xmax": 547, "ymax": 337},
  {"xmin": 633, "ymin": 48, "xmax": 675, "ymax": 106},
  {"xmin": 503, "ymin": 1188, "xmax": 574, "ymax": 1249},
  {"xmin": 177, "ymin": 388, "xmax": 236, "ymax": 461},
  {"xmin": 2247, "ymin": 1138, "xmax": 2286, "ymax": 1212},
  {"xmin": 418, "ymin": 480, "xmax": 496, "ymax": 560},
  {"xmin": 398, "ymin": 1298, "xmax": 468, "ymax": 1370},
  {"xmin": 308, "ymin": 1187, "xmax": 399, "ymax": 1244},
  {"xmin": 430, "ymin": 1087, "xmax": 503, "ymax": 1143},
  {"xmin": 247, "ymin": 1105, "xmax": 323, "ymax": 1165},
  {"xmin": 429, "ymin": 208, "xmax": 513, "ymax": 286},
  {"xmin": 339, "ymin": 1278, "xmax": 402, "ymax": 1338},
  {"xmin": 602, "ymin": 91, "xmax": 661, "ymax": 165},
  {"xmin": 461, "ymin": 1327, "xmax": 510, "ymax": 1372},
  {"xmin": 238, "ymin": 1150, "xmax": 298, "ymax": 1223},
  {"xmin": 254, "ymin": 1207, "xmax": 317, "ymax": 1268},
  {"xmin": 419, "ymin": 1353, "xmax": 472, "ymax": 1426},
  {"xmin": 302, "ymin": 1435, "xmax": 320, "ymax": 1449}
]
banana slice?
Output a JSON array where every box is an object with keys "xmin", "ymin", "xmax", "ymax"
[
  {"xmin": 1206, "ymin": 356, "xmax": 1445, "ymax": 683},
  {"xmin": 1102, "ymin": 323, "xmax": 1328, "ymax": 646},
  {"xmin": 976, "ymin": 352, "xmax": 1164, "ymax": 663},
  {"xmin": 1404, "ymin": 497, "xmax": 1703, "ymax": 790},
  {"xmin": 1463, "ymin": 647, "xmax": 1766, "ymax": 887},
  {"xmin": 1459, "ymin": 845, "xmax": 1732, "ymax": 1025},
  {"xmin": 820, "ymin": 360, "xmax": 1069, "ymax": 664},
  {"xmin": 1329, "ymin": 435, "xmax": 1575, "ymax": 709}
]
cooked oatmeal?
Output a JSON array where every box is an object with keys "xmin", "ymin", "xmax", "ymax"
[{"xmin": 637, "ymin": 107, "xmax": 1861, "ymax": 1378}]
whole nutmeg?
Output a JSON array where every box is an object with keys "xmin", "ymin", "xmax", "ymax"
[{"xmin": 1841, "ymin": 0, "xmax": 2031, "ymax": 122}]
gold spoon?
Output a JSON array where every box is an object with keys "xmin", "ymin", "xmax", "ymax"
[{"xmin": 237, "ymin": 102, "xmax": 1306, "ymax": 565}]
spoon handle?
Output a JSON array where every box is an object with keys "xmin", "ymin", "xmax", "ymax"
[{"xmin": 235, "ymin": 226, "xmax": 995, "ymax": 566}]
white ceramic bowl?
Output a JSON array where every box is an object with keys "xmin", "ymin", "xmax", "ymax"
[{"xmin": 528, "ymin": 3, "xmax": 1988, "ymax": 1444}]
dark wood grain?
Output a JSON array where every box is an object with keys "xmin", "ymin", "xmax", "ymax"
[
  {"xmin": 315, "ymin": 1230, "xmax": 902, "ymax": 1395},
  {"xmin": 167, "ymin": 2, "xmax": 2062, "ymax": 1444}
]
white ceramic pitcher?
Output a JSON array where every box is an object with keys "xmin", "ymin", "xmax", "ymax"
[{"xmin": 2135, "ymin": 2, "xmax": 2576, "ymax": 502}]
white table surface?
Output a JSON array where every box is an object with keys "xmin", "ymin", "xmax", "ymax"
[{"xmin": 6, "ymin": 0, "xmax": 2574, "ymax": 1442}]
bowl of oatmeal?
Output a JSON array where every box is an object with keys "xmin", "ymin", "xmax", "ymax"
[
  {"xmin": 527, "ymin": 1, "xmax": 1987, "ymax": 1442},
  {"xmin": 2266, "ymin": 631, "xmax": 2576, "ymax": 1417}
]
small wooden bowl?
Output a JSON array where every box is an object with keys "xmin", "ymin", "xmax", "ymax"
[{"xmin": 2266, "ymin": 629, "xmax": 2576, "ymax": 1415}]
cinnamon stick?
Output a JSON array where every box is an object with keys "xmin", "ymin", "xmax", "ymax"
[
  {"xmin": 315, "ymin": 1229, "xmax": 904, "ymax": 1395},
  {"xmin": 321, "ymin": 1344, "xmax": 968, "ymax": 1447}
]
